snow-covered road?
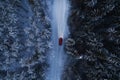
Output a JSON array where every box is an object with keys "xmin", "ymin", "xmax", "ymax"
[{"xmin": 45, "ymin": 0, "xmax": 70, "ymax": 80}]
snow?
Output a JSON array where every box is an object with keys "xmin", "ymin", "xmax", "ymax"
[{"xmin": 45, "ymin": 0, "xmax": 70, "ymax": 80}]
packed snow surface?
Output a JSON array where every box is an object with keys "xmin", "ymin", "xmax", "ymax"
[{"xmin": 45, "ymin": 0, "xmax": 70, "ymax": 80}]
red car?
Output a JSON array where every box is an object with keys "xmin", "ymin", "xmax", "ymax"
[{"xmin": 59, "ymin": 37, "xmax": 63, "ymax": 45}]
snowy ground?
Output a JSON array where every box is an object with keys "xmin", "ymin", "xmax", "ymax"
[{"xmin": 45, "ymin": 0, "xmax": 70, "ymax": 80}]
